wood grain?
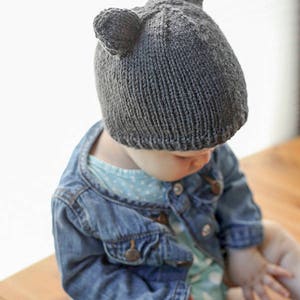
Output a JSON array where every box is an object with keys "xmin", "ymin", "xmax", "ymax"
[
  {"xmin": 240, "ymin": 138, "xmax": 300, "ymax": 241},
  {"xmin": 229, "ymin": 137, "xmax": 300, "ymax": 300},
  {"xmin": 1, "ymin": 137, "xmax": 299, "ymax": 300},
  {"xmin": 0, "ymin": 255, "xmax": 68, "ymax": 300}
]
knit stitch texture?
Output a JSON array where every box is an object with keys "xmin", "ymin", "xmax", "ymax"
[{"xmin": 93, "ymin": 0, "xmax": 248, "ymax": 150}]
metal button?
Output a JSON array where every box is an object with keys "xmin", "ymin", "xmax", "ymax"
[
  {"xmin": 201, "ymin": 175, "xmax": 223, "ymax": 195},
  {"xmin": 176, "ymin": 260, "xmax": 193, "ymax": 267},
  {"xmin": 173, "ymin": 182, "xmax": 184, "ymax": 195},
  {"xmin": 156, "ymin": 212, "xmax": 169, "ymax": 225},
  {"xmin": 210, "ymin": 180, "xmax": 223, "ymax": 195},
  {"xmin": 201, "ymin": 224, "xmax": 212, "ymax": 237},
  {"xmin": 151, "ymin": 212, "xmax": 169, "ymax": 226},
  {"xmin": 125, "ymin": 240, "xmax": 141, "ymax": 262}
]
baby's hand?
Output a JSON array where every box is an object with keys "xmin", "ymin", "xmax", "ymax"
[{"xmin": 226, "ymin": 247, "xmax": 293, "ymax": 300}]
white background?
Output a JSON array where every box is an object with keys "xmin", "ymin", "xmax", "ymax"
[{"xmin": 0, "ymin": 0, "xmax": 298, "ymax": 280}]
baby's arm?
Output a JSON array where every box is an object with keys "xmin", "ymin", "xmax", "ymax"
[
  {"xmin": 214, "ymin": 145, "xmax": 295, "ymax": 299},
  {"xmin": 226, "ymin": 246, "xmax": 293, "ymax": 300},
  {"xmin": 259, "ymin": 220, "xmax": 300, "ymax": 299}
]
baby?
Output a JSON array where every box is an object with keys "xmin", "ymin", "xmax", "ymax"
[{"xmin": 51, "ymin": 0, "xmax": 299, "ymax": 299}]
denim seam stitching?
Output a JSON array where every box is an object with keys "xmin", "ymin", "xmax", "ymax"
[
  {"xmin": 103, "ymin": 230, "xmax": 164, "ymax": 243},
  {"xmin": 52, "ymin": 186, "xmax": 89, "ymax": 206}
]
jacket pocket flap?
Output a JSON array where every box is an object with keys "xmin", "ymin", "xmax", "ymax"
[{"xmin": 103, "ymin": 232, "xmax": 160, "ymax": 266}]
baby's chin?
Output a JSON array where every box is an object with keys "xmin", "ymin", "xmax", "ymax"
[
  {"xmin": 144, "ymin": 164, "xmax": 207, "ymax": 182},
  {"xmin": 165, "ymin": 167, "xmax": 207, "ymax": 182},
  {"xmin": 149, "ymin": 171, "xmax": 195, "ymax": 183}
]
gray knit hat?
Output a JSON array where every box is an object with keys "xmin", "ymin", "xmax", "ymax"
[{"xmin": 93, "ymin": 0, "xmax": 248, "ymax": 151}]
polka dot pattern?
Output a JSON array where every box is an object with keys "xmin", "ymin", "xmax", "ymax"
[
  {"xmin": 87, "ymin": 154, "xmax": 226, "ymax": 299},
  {"xmin": 88, "ymin": 155, "xmax": 166, "ymax": 203}
]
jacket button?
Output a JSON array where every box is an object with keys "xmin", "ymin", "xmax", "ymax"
[
  {"xmin": 176, "ymin": 261, "xmax": 193, "ymax": 267},
  {"xmin": 201, "ymin": 175, "xmax": 223, "ymax": 195},
  {"xmin": 201, "ymin": 224, "xmax": 212, "ymax": 237},
  {"xmin": 155, "ymin": 212, "xmax": 169, "ymax": 226},
  {"xmin": 125, "ymin": 240, "xmax": 141, "ymax": 262},
  {"xmin": 173, "ymin": 182, "xmax": 184, "ymax": 195},
  {"xmin": 210, "ymin": 180, "xmax": 223, "ymax": 195}
]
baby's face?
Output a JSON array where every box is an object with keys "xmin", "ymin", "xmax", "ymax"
[{"xmin": 123, "ymin": 146, "xmax": 216, "ymax": 182}]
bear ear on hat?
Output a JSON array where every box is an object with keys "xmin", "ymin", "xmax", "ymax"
[
  {"xmin": 93, "ymin": 8, "xmax": 142, "ymax": 57},
  {"xmin": 183, "ymin": 0, "xmax": 203, "ymax": 7}
]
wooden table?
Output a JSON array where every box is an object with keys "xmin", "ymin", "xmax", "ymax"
[
  {"xmin": 1, "ymin": 137, "xmax": 299, "ymax": 300},
  {"xmin": 240, "ymin": 138, "xmax": 300, "ymax": 238}
]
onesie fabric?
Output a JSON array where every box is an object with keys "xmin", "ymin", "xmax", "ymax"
[{"xmin": 88, "ymin": 150, "xmax": 227, "ymax": 299}]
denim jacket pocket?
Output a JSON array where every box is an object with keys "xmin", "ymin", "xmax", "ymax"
[{"xmin": 103, "ymin": 232, "xmax": 161, "ymax": 266}]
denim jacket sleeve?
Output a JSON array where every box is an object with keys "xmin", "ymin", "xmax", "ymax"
[
  {"xmin": 51, "ymin": 193, "xmax": 189, "ymax": 300},
  {"xmin": 215, "ymin": 144, "xmax": 263, "ymax": 249}
]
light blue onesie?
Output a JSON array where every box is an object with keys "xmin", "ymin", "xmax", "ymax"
[{"xmin": 88, "ymin": 154, "xmax": 227, "ymax": 299}]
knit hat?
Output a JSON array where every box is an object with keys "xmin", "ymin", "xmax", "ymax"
[{"xmin": 93, "ymin": 0, "xmax": 248, "ymax": 151}]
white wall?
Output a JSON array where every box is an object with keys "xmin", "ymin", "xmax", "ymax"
[
  {"xmin": 205, "ymin": 0, "xmax": 299, "ymax": 156},
  {"xmin": 0, "ymin": 0, "xmax": 298, "ymax": 280}
]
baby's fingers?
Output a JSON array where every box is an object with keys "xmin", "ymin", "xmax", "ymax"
[
  {"xmin": 263, "ymin": 274, "xmax": 290, "ymax": 298},
  {"xmin": 242, "ymin": 287, "xmax": 255, "ymax": 300},
  {"xmin": 253, "ymin": 283, "xmax": 271, "ymax": 300},
  {"xmin": 266, "ymin": 264, "xmax": 293, "ymax": 278}
]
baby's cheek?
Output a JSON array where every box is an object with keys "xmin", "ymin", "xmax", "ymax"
[
  {"xmin": 189, "ymin": 160, "xmax": 206, "ymax": 172},
  {"xmin": 152, "ymin": 164, "xmax": 188, "ymax": 181}
]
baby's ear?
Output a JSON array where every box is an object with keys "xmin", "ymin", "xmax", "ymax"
[
  {"xmin": 184, "ymin": 0, "xmax": 203, "ymax": 7},
  {"xmin": 93, "ymin": 8, "xmax": 142, "ymax": 57}
]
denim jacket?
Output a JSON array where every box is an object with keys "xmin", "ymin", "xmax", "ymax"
[{"xmin": 51, "ymin": 121, "xmax": 263, "ymax": 300}]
